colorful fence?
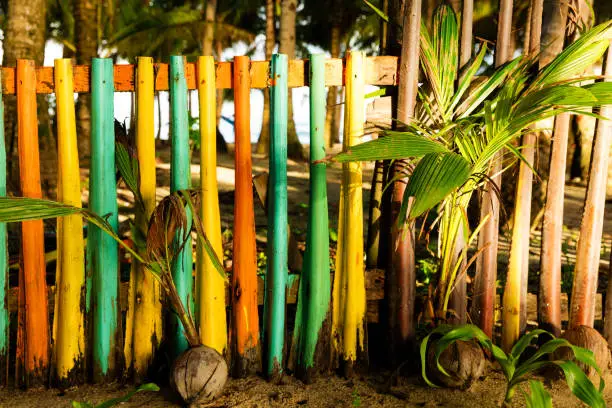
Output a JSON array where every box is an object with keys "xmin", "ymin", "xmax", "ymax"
[{"xmin": 0, "ymin": 52, "xmax": 397, "ymax": 387}]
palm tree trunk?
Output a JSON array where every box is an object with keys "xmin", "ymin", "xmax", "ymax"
[
  {"xmin": 502, "ymin": 0, "xmax": 544, "ymax": 352},
  {"xmin": 447, "ymin": 0, "xmax": 473, "ymax": 325},
  {"xmin": 256, "ymin": 0, "xmax": 276, "ymax": 155},
  {"xmin": 325, "ymin": 0, "xmax": 343, "ymax": 148},
  {"xmin": 538, "ymin": 0, "xmax": 570, "ymax": 337},
  {"xmin": 471, "ymin": 0, "xmax": 513, "ymax": 339},
  {"xmin": 75, "ymin": 0, "xmax": 98, "ymax": 165},
  {"xmin": 279, "ymin": 0, "xmax": 304, "ymax": 160},
  {"xmin": 386, "ymin": 0, "xmax": 421, "ymax": 365},
  {"xmin": 569, "ymin": 44, "xmax": 612, "ymax": 329},
  {"xmin": 201, "ymin": 0, "xmax": 217, "ymax": 55}
]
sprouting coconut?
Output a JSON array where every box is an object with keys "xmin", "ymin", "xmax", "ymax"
[
  {"xmin": 171, "ymin": 345, "xmax": 228, "ymax": 405},
  {"xmin": 426, "ymin": 338, "xmax": 486, "ymax": 389},
  {"xmin": 556, "ymin": 326, "xmax": 611, "ymax": 378}
]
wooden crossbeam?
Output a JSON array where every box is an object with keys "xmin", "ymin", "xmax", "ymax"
[{"xmin": 0, "ymin": 56, "xmax": 398, "ymax": 95}]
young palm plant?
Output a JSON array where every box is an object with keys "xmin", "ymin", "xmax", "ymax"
[{"xmin": 331, "ymin": 12, "xmax": 612, "ymax": 333}]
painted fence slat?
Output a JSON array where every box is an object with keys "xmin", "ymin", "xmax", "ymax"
[
  {"xmin": 263, "ymin": 54, "xmax": 288, "ymax": 381},
  {"xmin": 196, "ymin": 56, "xmax": 227, "ymax": 355},
  {"xmin": 53, "ymin": 58, "xmax": 85, "ymax": 385},
  {"xmin": 15, "ymin": 59, "xmax": 50, "ymax": 387},
  {"xmin": 332, "ymin": 51, "xmax": 366, "ymax": 376},
  {"xmin": 291, "ymin": 53, "xmax": 331, "ymax": 382},
  {"xmin": 231, "ymin": 56, "xmax": 260, "ymax": 377},
  {"xmin": 125, "ymin": 56, "xmax": 163, "ymax": 380},
  {"xmin": 89, "ymin": 58, "xmax": 119, "ymax": 381},
  {"xmin": 169, "ymin": 56, "xmax": 193, "ymax": 357},
  {"xmin": 0, "ymin": 71, "xmax": 8, "ymax": 386}
]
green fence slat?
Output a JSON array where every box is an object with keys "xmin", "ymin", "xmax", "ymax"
[
  {"xmin": 169, "ymin": 55, "xmax": 193, "ymax": 357},
  {"xmin": 263, "ymin": 53, "xmax": 289, "ymax": 379},
  {"xmin": 89, "ymin": 58, "xmax": 119, "ymax": 380},
  {"xmin": 0, "ymin": 73, "xmax": 8, "ymax": 384}
]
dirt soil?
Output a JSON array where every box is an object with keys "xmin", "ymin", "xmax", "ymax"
[{"xmin": 2, "ymin": 369, "xmax": 612, "ymax": 407}]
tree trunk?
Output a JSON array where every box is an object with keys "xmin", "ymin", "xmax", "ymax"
[
  {"xmin": 470, "ymin": 0, "xmax": 513, "ymax": 339},
  {"xmin": 74, "ymin": 0, "xmax": 98, "ymax": 164},
  {"xmin": 569, "ymin": 45, "xmax": 612, "ymax": 329},
  {"xmin": 537, "ymin": 0, "xmax": 570, "ymax": 337},
  {"xmin": 386, "ymin": 0, "xmax": 421, "ymax": 365},
  {"xmin": 502, "ymin": 0, "xmax": 543, "ymax": 352},
  {"xmin": 256, "ymin": 0, "xmax": 275, "ymax": 155},
  {"xmin": 3, "ymin": 0, "xmax": 54, "ymax": 198},
  {"xmin": 447, "ymin": 0, "xmax": 473, "ymax": 325},
  {"xmin": 324, "ymin": 0, "xmax": 343, "ymax": 148},
  {"xmin": 201, "ymin": 0, "xmax": 217, "ymax": 55},
  {"xmin": 279, "ymin": 0, "xmax": 304, "ymax": 160}
]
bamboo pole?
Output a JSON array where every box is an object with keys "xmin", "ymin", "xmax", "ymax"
[
  {"xmin": 569, "ymin": 44, "xmax": 612, "ymax": 329},
  {"xmin": 231, "ymin": 56, "xmax": 260, "ymax": 377},
  {"xmin": 332, "ymin": 51, "xmax": 367, "ymax": 376},
  {"xmin": 168, "ymin": 56, "xmax": 193, "ymax": 358},
  {"xmin": 502, "ymin": 0, "xmax": 543, "ymax": 351},
  {"xmin": 53, "ymin": 58, "xmax": 85, "ymax": 385},
  {"xmin": 196, "ymin": 56, "xmax": 227, "ymax": 356},
  {"xmin": 125, "ymin": 57, "xmax": 163, "ymax": 380},
  {"xmin": 263, "ymin": 54, "xmax": 289, "ymax": 381},
  {"xmin": 291, "ymin": 53, "xmax": 331, "ymax": 383},
  {"xmin": 604, "ymin": 249, "xmax": 612, "ymax": 344},
  {"xmin": 386, "ymin": 0, "xmax": 421, "ymax": 363},
  {"xmin": 0, "ymin": 72, "xmax": 8, "ymax": 386},
  {"xmin": 89, "ymin": 58, "xmax": 120, "ymax": 381},
  {"xmin": 15, "ymin": 59, "xmax": 49, "ymax": 387},
  {"xmin": 471, "ymin": 0, "xmax": 513, "ymax": 339}
]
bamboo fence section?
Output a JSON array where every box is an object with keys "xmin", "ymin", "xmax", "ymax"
[{"xmin": 0, "ymin": 72, "xmax": 8, "ymax": 385}]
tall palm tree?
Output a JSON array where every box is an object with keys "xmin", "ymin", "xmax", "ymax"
[{"xmin": 256, "ymin": 0, "xmax": 276, "ymax": 155}]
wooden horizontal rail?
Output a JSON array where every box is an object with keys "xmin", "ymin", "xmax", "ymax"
[{"xmin": 1, "ymin": 56, "xmax": 398, "ymax": 95}]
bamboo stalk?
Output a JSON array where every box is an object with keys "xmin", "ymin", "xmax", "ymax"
[
  {"xmin": 196, "ymin": 56, "xmax": 227, "ymax": 355},
  {"xmin": 89, "ymin": 58, "xmax": 120, "ymax": 381},
  {"xmin": 332, "ymin": 51, "xmax": 367, "ymax": 376},
  {"xmin": 569, "ymin": 44, "xmax": 612, "ymax": 329},
  {"xmin": 126, "ymin": 57, "xmax": 163, "ymax": 380},
  {"xmin": 291, "ymin": 54, "xmax": 332, "ymax": 383},
  {"xmin": 53, "ymin": 58, "xmax": 85, "ymax": 385},
  {"xmin": 387, "ymin": 0, "xmax": 421, "ymax": 363},
  {"xmin": 231, "ymin": 56, "xmax": 260, "ymax": 377},
  {"xmin": 15, "ymin": 59, "xmax": 49, "ymax": 387},
  {"xmin": 0, "ymin": 71, "xmax": 8, "ymax": 386},
  {"xmin": 471, "ymin": 0, "xmax": 513, "ymax": 339},
  {"xmin": 263, "ymin": 54, "xmax": 289, "ymax": 381},
  {"xmin": 168, "ymin": 56, "xmax": 194, "ymax": 358},
  {"xmin": 604, "ymin": 249, "xmax": 612, "ymax": 344},
  {"xmin": 502, "ymin": 0, "xmax": 543, "ymax": 351}
]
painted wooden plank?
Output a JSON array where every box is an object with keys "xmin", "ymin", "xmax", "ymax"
[
  {"xmin": 195, "ymin": 56, "xmax": 227, "ymax": 355},
  {"xmin": 168, "ymin": 56, "xmax": 193, "ymax": 357},
  {"xmin": 291, "ymin": 53, "xmax": 332, "ymax": 383},
  {"xmin": 89, "ymin": 58, "xmax": 119, "ymax": 381},
  {"xmin": 15, "ymin": 59, "xmax": 50, "ymax": 387},
  {"xmin": 231, "ymin": 56, "xmax": 260, "ymax": 378},
  {"xmin": 332, "ymin": 51, "xmax": 366, "ymax": 376},
  {"xmin": 0, "ymin": 56, "xmax": 399, "ymax": 94},
  {"xmin": 124, "ymin": 56, "xmax": 163, "ymax": 381},
  {"xmin": 53, "ymin": 58, "xmax": 85, "ymax": 385},
  {"xmin": 0, "ymin": 71, "xmax": 8, "ymax": 386},
  {"xmin": 263, "ymin": 54, "xmax": 289, "ymax": 381}
]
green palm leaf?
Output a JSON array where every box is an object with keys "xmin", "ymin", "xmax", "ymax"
[
  {"xmin": 401, "ymin": 152, "xmax": 471, "ymax": 220},
  {"xmin": 332, "ymin": 133, "xmax": 450, "ymax": 162}
]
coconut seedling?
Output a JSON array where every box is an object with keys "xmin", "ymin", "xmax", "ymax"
[
  {"xmin": 420, "ymin": 325, "xmax": 605, "ymax": 407},
  {"xmin": 0, "ymin": 190, "xmax": 229, "ymax": 405},
  {"xmin": 331, "ymin": 14, "xmax": 612, "ymax": 353}
]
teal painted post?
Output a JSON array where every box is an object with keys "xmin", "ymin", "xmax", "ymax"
[
  {"xmin": 263, "ymin": 54, "xmax": 288, "ymax": 380},
  {"xmin": 169, "ymin": 56, "xmax": 193, "ymax": 357},
  {"xmin": 0, "ymin": 75, "xmax": 8, "ymax": 385},
  {"xmin": 291, "ymin": 54, "xmax": 331, "ymax": 382},
  {"xmin": 89, "ymin": 58, "xmax": 119, "ymax": 381}
]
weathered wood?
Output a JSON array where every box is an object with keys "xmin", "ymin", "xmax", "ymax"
[{"xmin": 0, "ymin": 57, "xmax": 399, "ymax": 94}]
